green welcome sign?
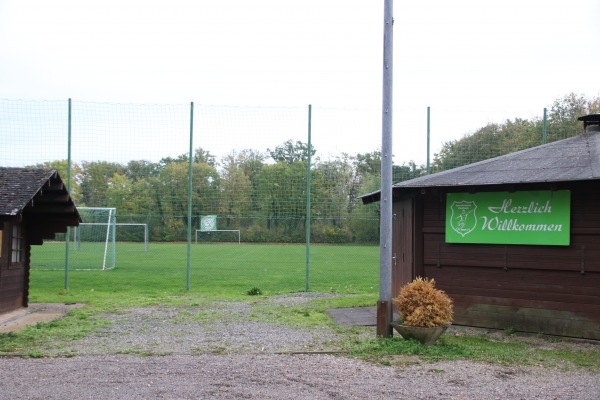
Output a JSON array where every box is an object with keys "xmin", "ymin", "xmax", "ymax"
[{"xmin": 446, "ymin": 190, "xmax": 571, "ymax": 246}]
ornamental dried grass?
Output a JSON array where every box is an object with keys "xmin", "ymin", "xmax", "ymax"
[{"xmin": 392, "ymin": 277, "xmax": 453, "ymax": 327}]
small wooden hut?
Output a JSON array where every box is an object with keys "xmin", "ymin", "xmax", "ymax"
[
  {"xmin": 0, "ymin": 168, "xmax": 80, "ymax": 314},
  {"xmin": 362, "ymin": 115, "xmax": 600, "ymax": 339}
]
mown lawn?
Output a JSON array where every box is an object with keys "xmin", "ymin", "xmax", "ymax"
[{"xmin": 30, "ymin": 242, "xmax": 378, "ymax": 303}]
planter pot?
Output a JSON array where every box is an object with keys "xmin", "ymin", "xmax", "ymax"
[{"xmin": 391, "ymin": 323, "xmax": 450, "ymax": 346}]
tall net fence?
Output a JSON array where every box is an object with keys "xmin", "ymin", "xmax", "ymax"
[{"xmin": 1, "ymin": 95, "xmax": 596, "ymax": 294}]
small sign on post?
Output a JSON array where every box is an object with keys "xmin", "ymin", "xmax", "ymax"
[{"xmin": 200, "ymin": 215, "xmax": 217, "ymax": 232}]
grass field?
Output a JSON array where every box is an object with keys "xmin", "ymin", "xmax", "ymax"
[{"xmin": 30, "ymin": 242, "xmax": 379, "ymax": 303}]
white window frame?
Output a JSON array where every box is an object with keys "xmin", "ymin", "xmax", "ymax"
[{"xmin": 11, "ymin": 224, "xmax": 23, "ymax": 265}]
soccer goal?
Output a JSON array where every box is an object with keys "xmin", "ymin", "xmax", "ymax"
[
  {"xmin": 72, "ymin": 207, "xmax": 117, "ymax": 270},
  {"xmin": 195, "ymin": 229, "xmax": 241, "ymax": 244},
  {"xmin": 195, "ymin": 215, "xmax": 240, "ymax": 244},
  {"xmin": 115, "ymin": 223, "xmax": 149, "ymax": 251}
]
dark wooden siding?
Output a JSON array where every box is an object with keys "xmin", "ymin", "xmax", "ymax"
[
  {"xmin": 0, "ymin": 267, "xmax": 26, "ymax": 314},
  {"xmin": 415, "ymin": 182, "xmax": 600, "ymax": 340},
  {"xmin": 0, "ymin": 224, "xmax": 29, "ymax": 314}
]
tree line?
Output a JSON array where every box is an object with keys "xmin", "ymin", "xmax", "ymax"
[
  {"xmin": 38, "ymin": 143, "xmax": 424, "ymax": 244},
  {"xmin": 431, "ymin": 93, "xmax": 600, "ymax": 171}
]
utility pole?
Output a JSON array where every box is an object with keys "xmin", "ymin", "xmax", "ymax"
[{"xmin": 378, "ymin": 0, "xmax": 394, "ymax": 338}]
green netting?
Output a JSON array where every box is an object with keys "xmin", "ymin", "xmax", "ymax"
[{"xmin": 2, "ymin": 94, "xmax": 598, "ymax": 293}]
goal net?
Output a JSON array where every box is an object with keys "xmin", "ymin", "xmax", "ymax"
[
  {"xmin": 115, "ymin": 223, "xmax": 149, "ymax": 251},
  {"xmin": 73, "ymin": 207, "xmax": 116, "ymax": 270},
  {"xmin": 195, "ymin": 229, "xmax": 241, "ymax": 244}
]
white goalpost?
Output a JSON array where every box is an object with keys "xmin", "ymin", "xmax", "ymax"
[
  {"xmin": 195, "ymin": 229, "xmax": 240, "ymax": 244},
  {"xmin": 195, "ymin": 215, "xmax": 241, "ymax": 244},
  {"xmin": 73, "ymin": 207, "xmax": 117, "ymax": 270}
]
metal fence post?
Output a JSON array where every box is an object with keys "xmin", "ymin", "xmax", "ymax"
[
  {"xmin": 543, "ymin": 107, "xmax": 547, "ymax": 144},
  {"xmin": 64, "ymin": 98, "xmax": 72, "ymax": 289},
  {"xmin": 426, "ymin": 106, "xmax": 431, "ymax": 174},
  {"xmin": 305, "ymin": 104, "xmax": 312, "ymax": 291},
  {"xmin": 187, "ymin": 102, "xmax": 194, "ymax": 291}
]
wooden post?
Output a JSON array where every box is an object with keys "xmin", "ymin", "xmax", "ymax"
[{"xmin": 377, "ymin": 300, "xmax": 393, "ymax": 337}]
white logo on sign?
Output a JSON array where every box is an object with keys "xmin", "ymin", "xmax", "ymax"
[{"xmin": 450, "ymin": 201, "xmax": 477, "ymax": 237}]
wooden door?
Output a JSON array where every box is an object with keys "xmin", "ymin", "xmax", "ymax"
[
  {"xmin": 392, "ymin": 197, "xmax": 414, "ymax": 297},
  {"xmin": 0, "ymin": 223, "xmax": 26, "ymax": 313}
]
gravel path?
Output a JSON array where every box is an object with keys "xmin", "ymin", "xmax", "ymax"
[
  {"xmin": 0, "ymin": 293, "xmax": 598, "ymax": 399},
  {"xmin": 2, "ymin": 354, "xmax": 598, "ymax": 399}
]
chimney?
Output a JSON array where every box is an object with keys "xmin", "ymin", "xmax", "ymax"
[{"xmin": 578, "ymin": 114, "xmax": 600, "ymax": 133}]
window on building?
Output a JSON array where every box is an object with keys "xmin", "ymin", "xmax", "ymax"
[{"xmin": 11, "ymin": 224, "xmax": 23, "ymax": 264}]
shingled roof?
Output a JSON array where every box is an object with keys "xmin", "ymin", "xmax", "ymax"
[
  {"xmin": 362, "ymin": 131, "xmax": 600, "ymax": 204},
  {"xmin": 0, "ymin": 167, "xmax": 80, "ymax": 244}
]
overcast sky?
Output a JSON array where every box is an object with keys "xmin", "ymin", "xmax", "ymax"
[{"xmin": 1, "ymin": 0, "xmax": 599, "ymax": 164}]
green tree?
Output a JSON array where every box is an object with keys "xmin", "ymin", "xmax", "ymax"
[
  {"xmin": 431, "ymin": 93, "xmax": 600, "ymax": 172},
  {"xmin": 190, "ymin": 158, "xmax": 221, "ymax": 218},
  {"xmin": 254, "ymin": 161, "xmax": 307, "ymax": 239},
  {"xmin": 152, "ymin": 160, "xmax": 220, "ymax": 241},
  {"xmin": 125, "ymin": 160, "xmax": 160, "ymax": 182},
  {"xmin": 235, "ymin": 149, "xmax": 265, "ymax": 213},
  {"xmin": 350, "ymin": 173, "xmax": 380, "ymax": 243},
  {"xmin": 219, "ymin": 151, "xmax": 253, "ymax": 228},
  {"xmin": 79, "ymin": 161, "xmax": 125, "ymax": 207},
  {"xmin": 393, "ymin": 161, "xmax": 425, "ymax": 182},
  {"xmin": 159, "ymin": 147, "xmax": 216, "ymax": 167},
  {"xmin": 548, "ymin": 93, "xmax": 600, "ymax": 141},
  {"xmin": 236, "ymin": 149, "xmax": 265, "ymax": 182},
  {"xmin": 347, "ymin": 151, "xmax": 382, "ymax": 214},
  {"xmin": 354, "ymin": 151, "xmax": 381, "ymax": 177},
  {"xmin": 105, "ymin": 173, "xmax": 136, "ymax": 213},
  {"xmin": 268, "ymin": 140, "xmax": 316, "ymax": 164},
  {"xmin": 193, "ymin": 148, "xmax": 217, "ymax": 167},
  {"xmin": 105, "ymin": 173, "xmax": 157, "ymax": 219},
  {"xmin": 310, "ymin": 158, "xmax": 354, "ymax": 242}
]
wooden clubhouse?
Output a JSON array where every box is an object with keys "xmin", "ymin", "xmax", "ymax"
[{"xmin": 362, "ymin": 114, "xmax": 600, "ymax": 340}]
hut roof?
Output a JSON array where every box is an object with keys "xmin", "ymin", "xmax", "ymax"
[
  {"xmin": 0, "ymin": 167, "xmax": 80, "ymax": 243},
  {"xmin": 361, "ymin": 131, "xmax": 600, "ymax": 204}
]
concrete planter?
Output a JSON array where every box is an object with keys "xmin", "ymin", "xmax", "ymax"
[{"xmin": 391, "ymin": 323, "xmax": 450, "ymax": 346}]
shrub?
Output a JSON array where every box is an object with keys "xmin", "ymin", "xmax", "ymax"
[
  {"xmin": 246, "ymin": 287, "xmax": 262, "ymax": 296},
  {"xmin": 392, "ymin": 277, "xmax": 453, "ymax": 327}
]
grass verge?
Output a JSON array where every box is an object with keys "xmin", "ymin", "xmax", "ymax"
[
  {"xmin": 1, "ymin": 291, "xmax": 599, "ymax": 371},
  {"xmin": 345, "ymin": 331, "xmax": 600, "ymax": 371}
]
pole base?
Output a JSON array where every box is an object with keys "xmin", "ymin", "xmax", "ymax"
[{"xmin": 376, "ymin": 300, "xmax": 393, "ymax": 338}]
